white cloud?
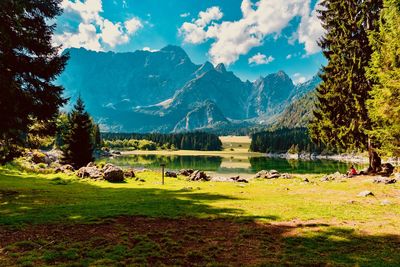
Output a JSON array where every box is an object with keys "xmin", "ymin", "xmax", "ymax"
[
  {"xmin": 53, "ymin": 23, "xmax": 102, "ymax": 51},
  {"xmin": 180, "ymin": 12, "xmax": 191, "ymax": 18},
  {"xmin": 142, "ymin": 47, "xmax": 159, "ymax": 52},
  {"xmin": 54, "ymin": 0, "xmax": 142, "ymax": 50},
  {"xmin": 297, "ymin": 0, "xmax": 325, "ymax": 55},
  {"xmin": 286, "ymin": 54, "xmax": 292, "ymax": 59},
  {"xmin": 248, "ymin": 53, "xmax": 274, "ymax": 65},
  {"xmin": 293, "ymin": 73, "xmax": 307, "ymax": 84},
  {"xmin": 125, "ymin": 18, "xmax": 143, "ymax": 34},
  {"xmin": 179, "ymin": 0, "xmax": 324, "ymax": 65}
]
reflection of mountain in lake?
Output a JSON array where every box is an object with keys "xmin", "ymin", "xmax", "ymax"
[{"xmin": 101, "ymin": 154, "xmax": 365, "ymax": 175}]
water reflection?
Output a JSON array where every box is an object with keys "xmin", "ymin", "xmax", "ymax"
[{"xmin": 101, "ymin": 154, "xmax": 364, "ymax": 175}]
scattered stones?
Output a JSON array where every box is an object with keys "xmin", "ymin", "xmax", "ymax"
[
  {"xmin": 321, "ymin": 172, "xmax": 344, "ymax": 182},
  {"xmin": 255, "ymin": 170, "xmax": 281, "ymax": 179},
  {"xmin": 123, "ymin": 168, "xmax": 136, "ymax": 178},
  {"xmin": 188, "ymin": 170, "xmax": 210, "ymax": 181},
  {"xmin": 357, "ymin": 191, "xmax": 374, "ymax": 197},
  {"xmin": 373, "ymin": 177, "xmax": 397, "ymax": 184},
  {"xmin": 178, "ymin": 169, "xmax": 194, "ymax": 176},
  {"xmin": 103, "ymin": 164, "xmax": 124, "ymax": 182},
  {"xmin": 165, "ymin": 171, "xmax": 177, "ymax": 178},
  {"xmin": 210, "ymin": 176, "xmax": 248, "ymax": 183},
  {"xmin": 281, "ymin": 173, "xmax": 292, "ymax": 179},
  {"xmin": 77, "ymin": 166, "xmax": 102, "ymax": 179}
]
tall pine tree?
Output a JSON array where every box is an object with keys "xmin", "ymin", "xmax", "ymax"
[
  {"xmin": 366, "ymin": 0, "xmax": 400, "ymax": 157},
  {"xmin": 309, "ymin": 0, "xmax": 382, "ymax": 169},
  {"xmin": 0, "ymin": 0, "xmax": 68, "ymax": 163},
  {"xmin": 62, "ymin": 97, "xmax": 94, "ymax": 169}
]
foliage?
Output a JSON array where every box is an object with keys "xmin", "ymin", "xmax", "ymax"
[
  {"xmin": 102, "ymin": 132, "xmax": 223, "ymax": 151},
  {"xmin": 309, "ymin": 0, "xmax": 382, "ymax": 151},
  {"xmin": 250, "ymin": 128, "xmax": 326, "ymax": 154},
  {"xmin": 61, "ymin": 98, "xmax": 94, "ymax": 169},
  {"xmin": 103, "ymin": 139, "xmax": 158, "ymax": 151},
  {"xmin": 0, "ymin": 0, "xmax": 68, "ymax": 163},
  {"xmin": 92, "ymin": 123, "xmax": 102, "ymax": 149},
  {"xmin": 366, "ymin": 0, "xmax": 400, "ymax": 157}
]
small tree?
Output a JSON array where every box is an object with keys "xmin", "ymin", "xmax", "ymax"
[
  {"xmin": 92, "ymin": 123, "xmax": 102, "ymax": 149},
  {"xmin": 62, "ymin": 97, "xmax": 94, "ymax": 169}
]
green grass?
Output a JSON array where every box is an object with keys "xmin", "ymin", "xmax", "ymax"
[{"xmin": 1, "ymin": 165, "xmax": 400, "ymax": 266}]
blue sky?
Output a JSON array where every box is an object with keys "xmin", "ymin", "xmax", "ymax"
[{"xmin": 54, "ymin": 0, "xmax": 326, "ymax": 82}]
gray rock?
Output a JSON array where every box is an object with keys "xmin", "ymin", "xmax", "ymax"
[
  {"xmin": 165, "ymin": 171, "xmax": 177, "ymax": 178},
  {"xmin": 179, "ymin": 169, "xmax": 194, "ymax": 176},
  {"xmin": 381, "ymin": 200, "xmax": 392, "ymax": 206},
  {"xmin": 123, "ymin": 168, "xmax": 136, "ymax": 178},
  {"xmin": 188, "ymin": 170, "xmax": 210, "ymax": 181},
  {"xmin": 103, "ymin": 165, "xmax": 124, "ymax": 182},
  {"xmin": 77, "ymin": 166, "xmax": 102, "ymax": 179},
  {"xmin": 373, "ymin": 177, "xmax": 397, "ymax": 184},
  {"xmin": 87, "ymin": 162, "xmax": 96, "ymax": 167},
  {"xmin": 357, "ymin": 190, "xmax": 374, "ymax": 197},
  {"xmin": 255, "ymin": 170, "xmax": 281, "ymax": 179},
  {"xmin": 281, "ymin": 173, "xmax": 292, "ymax": 179}
]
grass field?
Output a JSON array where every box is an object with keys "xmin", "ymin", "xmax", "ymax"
[{"xmin": 1, "ymin": 164, "xmax": 400, "ymax": 266}]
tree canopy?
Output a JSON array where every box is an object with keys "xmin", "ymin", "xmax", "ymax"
[{"xmin": 0, "ymin": 0, "xmax": 68, "ymax": 162}]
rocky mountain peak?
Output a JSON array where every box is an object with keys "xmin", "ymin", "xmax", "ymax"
[{"xmin": 215, "ymin": 63, "xmax": 226, "ymax": 73}]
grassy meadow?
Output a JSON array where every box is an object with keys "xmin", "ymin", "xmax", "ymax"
[{"xmin": 1, "ymin": 163, "xmax": 400, "ymax": 266}]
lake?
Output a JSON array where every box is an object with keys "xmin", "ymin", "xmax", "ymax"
[{"xmin": 100, "ymin": 154, "xmax": 364, "ymax": 176}]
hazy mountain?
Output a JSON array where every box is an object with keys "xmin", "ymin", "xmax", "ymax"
[{"xmin": 58, "ymin": 46, "xmax": 320, "ymax": 133}]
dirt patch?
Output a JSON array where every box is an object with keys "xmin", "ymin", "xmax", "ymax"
[{"xmin": 0, "ymin": 216, "xmax": 288, "ymax": 266}]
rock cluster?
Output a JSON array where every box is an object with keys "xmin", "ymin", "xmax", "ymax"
[
  {"xmin": 373, "ymin": 177, "xmax": 397, "ymax": 184},
  {"xmin": 255, "ymin": 170, "xmax": 291, "ymax": 179},
  {"xmin": 54, "ymin": 164, "xmax": 75, "ymax": 174},
  {"xmin": 320, "ymin": 172, "xmax": 344, "ymax": 182},
  {"xmin": 188, "ymin": 170, "xmax": 210, "ymax": 181},
  {"xmin": 77, "ymin": 163, "xmax": 128, "ymax": 182}
]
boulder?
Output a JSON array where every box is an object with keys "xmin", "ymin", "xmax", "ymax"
[
  {"xmin": 357, "ymin": 190, "xmax": 374, "ymax": 197},
  {"xmin": 123, "ymin": 168, "xmax": 136, "ymax": 178},
  {"xmin": 179, "ymin": 169, "xmax": 194, "ymax": 176},
  {"xmin": 103, "ymin": 165, "xmax": 124, "ymax": 182},
  {"xmin": 255, "ymin": 170, "xmax": 268, "ymax": 178},
  {"xmin": 188, "ymin": 170, "xmax": 210, "ymax": 181},
  {"xmin": 87, "ymin": 162, "xmax": 96, "ymax": 167},
  {"xmin": 373, "ymin": 177, "xmax": 397, "ymax": 184},
  {"xmin": 380, "ymin": 163, "xmax": 395, "ymax": 177},
  {"xmin": 165, "ymin": 171, "xmax": 177, "ymax": 178},
  {"xmin": 77, "ymin": 166, "xmax": 102, "ymax": 179},
  {"xmin": 281, "ymin": 173, "xmax": 292, "ymax": 179}
]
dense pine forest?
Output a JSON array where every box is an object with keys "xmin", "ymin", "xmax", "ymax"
[
  {"xmin": 250, "ymin": 128, "xmax": 326, "ymax": 154},
  {"xmin": 102, "ymin": 132, "xmax": 223, "ymax": 151}
]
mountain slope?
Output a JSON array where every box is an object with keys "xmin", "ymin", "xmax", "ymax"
[{"xmin": 58, "ymin": 46, "xmax": 319, "ymax": 133}]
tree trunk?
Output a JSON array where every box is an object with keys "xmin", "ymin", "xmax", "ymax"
[{"xmin": 368, "ymin": 138, "xmax": 382, "ymax": 173}]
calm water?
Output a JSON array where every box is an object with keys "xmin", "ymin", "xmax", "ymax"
[{"xmin": 101, "ymin": 154, "xmax": 364, "ymax": 175}]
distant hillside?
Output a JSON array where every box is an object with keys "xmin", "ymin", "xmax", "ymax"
[{"xmin": 57, "ymin": 46, "xmax": 320, "ymax": 133}]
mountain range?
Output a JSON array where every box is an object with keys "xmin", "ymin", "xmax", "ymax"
[{"xmin": 57, "ymin": 45, "xmax": 320, "ymax": 133}]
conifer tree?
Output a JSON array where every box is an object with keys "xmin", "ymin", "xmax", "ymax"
[
  {"xmin": 62, "ymin": 97, "xmax": 94, "ymax": 169},
  {"xmin": 0, "ymin": 0, "xmax": 68, "ymax": 163},
  {"xmin": 93, "ymin": 124, "xmax": 102, "ymax": 149},
  {"xmin": 366, "ymin": 0, "xmax": 400, "ymax": 157},
  {"xmin": 309, "ymin": 0, "xmax": 382, "ymax": 169}
]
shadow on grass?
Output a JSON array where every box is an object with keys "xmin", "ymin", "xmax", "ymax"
[
  {"xmin": 0, "ymin": 170, "xmax": 276, "ymax": 226},
  {"xmin": 0, "ymin": 216, "xmax": 399, "ymax": 266}
]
